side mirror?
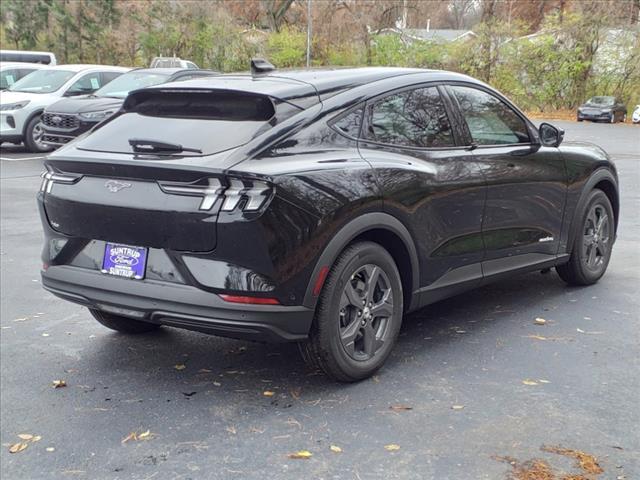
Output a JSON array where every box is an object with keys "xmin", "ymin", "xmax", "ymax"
[{"xmin": 539, "ymin": 122, "xmax": 564, "ymax": 147}]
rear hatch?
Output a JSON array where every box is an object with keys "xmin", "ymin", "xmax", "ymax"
[{"xmin": 42, "ymin": 86, "xmax": 307, "ymax": 252}]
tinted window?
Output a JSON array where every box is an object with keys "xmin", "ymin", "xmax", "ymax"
[
  {"xmin": 333, "ymin": 107, "xmax": 363, "ymax": 138},
  {"xmin": 8, "ymin": 69, "xmax": 74, "ymax": 93},
  {"xmin": 101, "ymin": 71, "xmax": 123, "ymax": 85},
  {"xmin": 77, "ymin": 91, "xmax": 277, "ymax": 155},
  {"xmin": 450, "ymin": 86, "xmax": 529, "ymax": 145},
  {"xmin": 365, "ymin": 87, "xmax": 454, "ymax": 148},
  {"xmin": 0, "ymin": 68, "xmax": 33, "ymax": 89}
]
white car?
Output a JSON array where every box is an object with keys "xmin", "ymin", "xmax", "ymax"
[
  {"xmin": 632, "ymin": 105, "xmax": 640, "ymax": 124},
  {"xmin": 1, "ymin": 62, "xmax": 48, "ymax": 90},
  {"xmin": 0, "ymin": 64, "xmax": 129, "ymax": 152}
]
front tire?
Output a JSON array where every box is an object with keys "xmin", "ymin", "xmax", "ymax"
[
  {"xmin": 556, "ymin": 189, "xmax": 614, "ymax": 286},
  {"xmin": 89, "ymin": 309, "xmax": 161, "ymax": 334},
  {"xmin": 24, "ymin": 115, "xmax": 53, "ymax": 153},
  {"xmin": 300, "ymin": 241, "xmax": 403, "ymax": 382}
]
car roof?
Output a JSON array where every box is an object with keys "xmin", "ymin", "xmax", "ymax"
[
  {"xmin": 0, "ymin": 61, "xmax": 48, "ymax": 69},
  {"xmin": 41, "ymin": 64, "xmax": 130, "ymax": 73},
  {"xmin": 130, "ymin": 67, "xmax": 189, "ymax": 75},
  {"xmin": 149, "ymin": 67, "xmax": 478, "ymax": 107}
]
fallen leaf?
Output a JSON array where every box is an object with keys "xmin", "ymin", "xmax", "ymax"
[
  {"xmin": 384, "ymin": 444, "xmax": 401, "ymax": 451},
  {"xmin": 330, "ymin": 445, "xmax": 342, "ymax": 453},
  {"xmin": 41, "ymin": 333, "xmax": 50, "ymax": 337},
  {"xmin": 538, "ymin": 379, "xmax": 551, "ymax": 384},
  {"xmin": 534, "ymin": 318, "xmax": 547, "ymax": 325},
  {"xmin": 18, "ymin": 434, "xmax": 33, "ymax": 440},
  {"xmin": 288, "ymin": 450, "xmax": 312, "ymax": 459},
  {"xmin": 52, "ymin": 380, "xmax": 67, "ymax": 388},
  {"xmin": 212, "ymin": 381, "xmax": 221, "ymax": 387},
  {"xmin": 174, "ymin": 364, "xmax": 186, "ymax": 371},
  {"xmin": 390, "ymin": 405, "xmax": 413, "ymax": 411},
  {"xmin": 122, "ymin": 432, "xmax": 137, "ymax": 443},
  {"xmin": 13, "ymin": 317, "xmax": 28, "ymax": 322},
  {"xmin": 451, "ymin": 405, "xmax": 465, "ymax": 410},
  {"xmin": 263, "ymin": 391, "xmax": 275, "ymax": 397},
  {"xmin": 137, "ymin": 430, "xmax": 151, "ymax": 440},
  {"xmin": 527, "ymin": 335, "xmax": 547, "ymax": 341},
  {"xmin": 226, "ymin": 426, "xmax": 237, "ymax": 435},
  {"xmin": 9, "ymin": 442, "xmax": 28, "ymax": 453},
  {"xmin": 577, "ymin": 328, "xmax": 585, "ymax": 333},
  {"xmin": 46, "ymin": 447, "xmax": 55, "ymax": 452},
  {"xmin": 522, "ymin": 379, "xmax": 539, "ymax": 386},
  {"xmin": 198, "ymin": 368, "xmax": 212, "ymax": 373}
]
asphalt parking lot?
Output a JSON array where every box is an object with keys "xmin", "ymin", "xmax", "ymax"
[{"xmin": 1, "ymin": 120, "xmax": 638, "ymax": 480}]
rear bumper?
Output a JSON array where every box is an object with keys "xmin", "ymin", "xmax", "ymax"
[{"xmin": 42, "ymin": 265, "xmax": 314, "ymax": 342}]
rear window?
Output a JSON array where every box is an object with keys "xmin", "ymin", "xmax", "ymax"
[{"xmin": 77, "ymin": 90, "xmax": 279, "ymax": 156}]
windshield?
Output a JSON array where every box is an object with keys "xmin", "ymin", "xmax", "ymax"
[
  {"xmin": 8, "ymin": 69, "xmax": 74, "ymax": 93},
  {"xmin": 586, "ymin": 96, "xmax": 615, "ymax": 106},
  {"xmin": 1, "ymin": 68, "xmax": 21, "ymax": 89},
  {"xmin": 95, "ymin": 72, "xmax": 171, "ymax": 98}
]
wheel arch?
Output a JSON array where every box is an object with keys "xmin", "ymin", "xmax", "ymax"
[
  {"xmin": 302, "ymin": 212, "xmax": 420, "ymax": 312},
  {"xmin": 567, "ymin": 168, "xmax": 619, "ymax": 254},
  {"xmin": 21, "ymin": 108, "xmax": 45, "ymax": 138}
]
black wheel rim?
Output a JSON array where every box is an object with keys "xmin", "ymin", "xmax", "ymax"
[
  {"xmin": 581, "ymin": 203, "xmax": 611, "ymax": 273},
  {"xmin": 338, "ymin": 264, "xmax": 393, "ymax": 361}
]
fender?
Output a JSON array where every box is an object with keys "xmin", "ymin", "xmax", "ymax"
[
  {"xmin": 21, "ymin": 109, "xmax": 45, "ymax": 138},
  {"xmin": 302, "ymin": 212, "xmax": 420, "ymax": 311},
  {"xmin": 565, "ymin": 167, "xmax": 619, "ymax": 255}
]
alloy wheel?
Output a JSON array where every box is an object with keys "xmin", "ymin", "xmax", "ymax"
[
  {"xmin": 31, "ymin": 121, "xmax": 47, "ymax": 150},
  {"xmin": 338, "ymin": 264, "xmax": 393, "ymax": 361},
  {"xmin": 581, "ymin": 203, "xmax": 611, "ymax": 273}
]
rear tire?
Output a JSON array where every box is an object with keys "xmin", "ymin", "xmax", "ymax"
[
  {"xmin": 556, "ymin": 189, "xmax": 614, "ymax": 286},
  {"xmin": 299, "ymin": 241, "xmax": 403, "ymax": 382},
  {"xmin": 89, "ymin": 309, "xmax": 161, "ymax": 334},
  {"xmin": 24, "ymin": 115, "xmax": 53, "ymax": 153}
]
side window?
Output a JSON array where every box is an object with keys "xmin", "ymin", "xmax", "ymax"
[
  {"xmin": 332, "ymin": 107, "xmax": 363, "ymax": 138},
  {"xmin": 449, "ymin": 86, "xmax": 529, "ymax": 145},
  {"xmin": 66, "ymin": 72, "xmax": 102, "ymax": 95},
  {"xmin": 101, "ymin": 71, "xmax": 122, "ymax": 85},
  {"xmin": 364, "ymin": 87, "xmax": 454, "ymax": 148}
]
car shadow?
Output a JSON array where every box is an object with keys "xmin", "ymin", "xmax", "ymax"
[{"xmin": 78, "ymin": 270, "xmax": 582, "ymax": 408}]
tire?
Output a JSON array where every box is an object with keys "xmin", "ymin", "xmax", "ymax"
[
  {"xmin": 556, "ymin": 189, "xmax": 614, "ymax": 286},
  {"xmin": 23, "ymin": 114, "xmax": 53, "ymax": 153},
  {"xmin": 89, "ymin": 308, "xmax": 161, "ymax": 334},
  {"xmin": 577, "ymin": 118, "xmax": 583, "ymax": 122},
  {"xmin": 299, "ymin": 241, "xmax": 404, "ymax": 382},
  {"xmin": 609, "ymin": 113, "xmax": 616, "ymax": 124}
]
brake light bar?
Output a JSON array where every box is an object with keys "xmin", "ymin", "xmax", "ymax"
[{"xmin": 159, "ymin": 178, "xmax": 223, "ymax": 210}]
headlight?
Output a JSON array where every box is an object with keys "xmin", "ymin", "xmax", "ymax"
[
  {"xmin": 78, "ymin": 109, "xmax": 115, "ymax": 121},
  {"xmin": 0, "ymin": 100, "xmax": 30, "ymax": 111}
]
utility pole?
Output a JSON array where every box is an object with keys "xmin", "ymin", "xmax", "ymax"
[{"xmin": 306, "ymin": 0, "xmax": 312, "ymax": 67}]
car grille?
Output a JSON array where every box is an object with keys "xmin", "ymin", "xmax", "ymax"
[{"xmin": 42, "ymin": 113, "xmax": 79, "ymax": 129}]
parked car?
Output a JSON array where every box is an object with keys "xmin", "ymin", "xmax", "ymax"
[
  {"xmin": 41, "ymin": 68, "xmax": 218, "ymax": 148},
  {"xmin": 632, "ymin": 105, "xmax": 640, "ymax": 124},
  {"xmin": 0, "ymin": 64, "xmax": 129, "ymax": 152},
  {"xmin": 0, "ymin": 62, "xmax": 48, "ymax": 90},
  {"xmin": 150, "ymin": 57, "xmax": 198, "ymax": 69},
  {"xmin": 0, "ymin": 49, "xmax": 57, "ymax": 65},
  {"xmin": 38, "ymin": 66, "xmax": 619, "ymax": 382},
  {"xmin": 577, "ymin": 96, "xmax": 627, "ymax": 123}
]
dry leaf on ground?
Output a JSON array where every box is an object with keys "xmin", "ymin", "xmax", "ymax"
[
  {"xmin": 263, "ymin": 391, "xmax": 275, "ymax": 397},
  {"xmin": 9, "ymin": 442, "xmax": 28, "ymax": 453},
  {"xmin": 52, "ymin": 380, "xmax": 67, "ymax": 388},
  {"xmin": 390, "ymin": 405, "xmax": 413, "ymax": 411},
  {"xmin": 452, "ymin": 405, "xmax": 465, "ymax": 410},
  {"xmin": 384, "ymin": 444, "xmax": 401, "ymax": 451},
  {"xmin": 330, "ymin": 445, "xmax": 342, "ymax": 453},
  {"xmin": 18, "ymin": 434, "xmax": 33, "ymax": 440},
  {"xmin": 288, "ymin": 450, "xmax": 312, "ymax": 459},
  {"xmin": 522, "ymin": 379, "xmax": 539, "ymax": 385},
  {"xmin": 174, "ymin": 364, "xmax": 186, "ymax": 371},
  {"xmin": 534, "ymin": 318, "xmax": 547, "ymax": 325}
]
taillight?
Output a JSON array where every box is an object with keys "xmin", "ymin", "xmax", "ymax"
[
  {"xmin": 158, "ymin": 177, "xmax": 272, "ymax": 213},
  {"xmin": 40, "ymin": 169, "xmax": 83, "ymax": 193}
]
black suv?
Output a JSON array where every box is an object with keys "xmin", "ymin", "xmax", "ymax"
[
  {"xmin": 38, "ymin": 67, "xmax": 619, "ymax": 381},
  {"xmin": 577, "ymin": 96, "xmax": 627, "ymax": 123},
  {"xmin": 41, "ymin": 68, "xmax": 217, "ymax": 148}
]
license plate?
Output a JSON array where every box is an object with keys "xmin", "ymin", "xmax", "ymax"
[{"xmin": 101, "ymin": 243, "xmax": 148, "ymax": 280}]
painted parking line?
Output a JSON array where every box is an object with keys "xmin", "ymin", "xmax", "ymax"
[{"xmin": 0, "ymin": 156, "xmax": 48, "ymax": 162}]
